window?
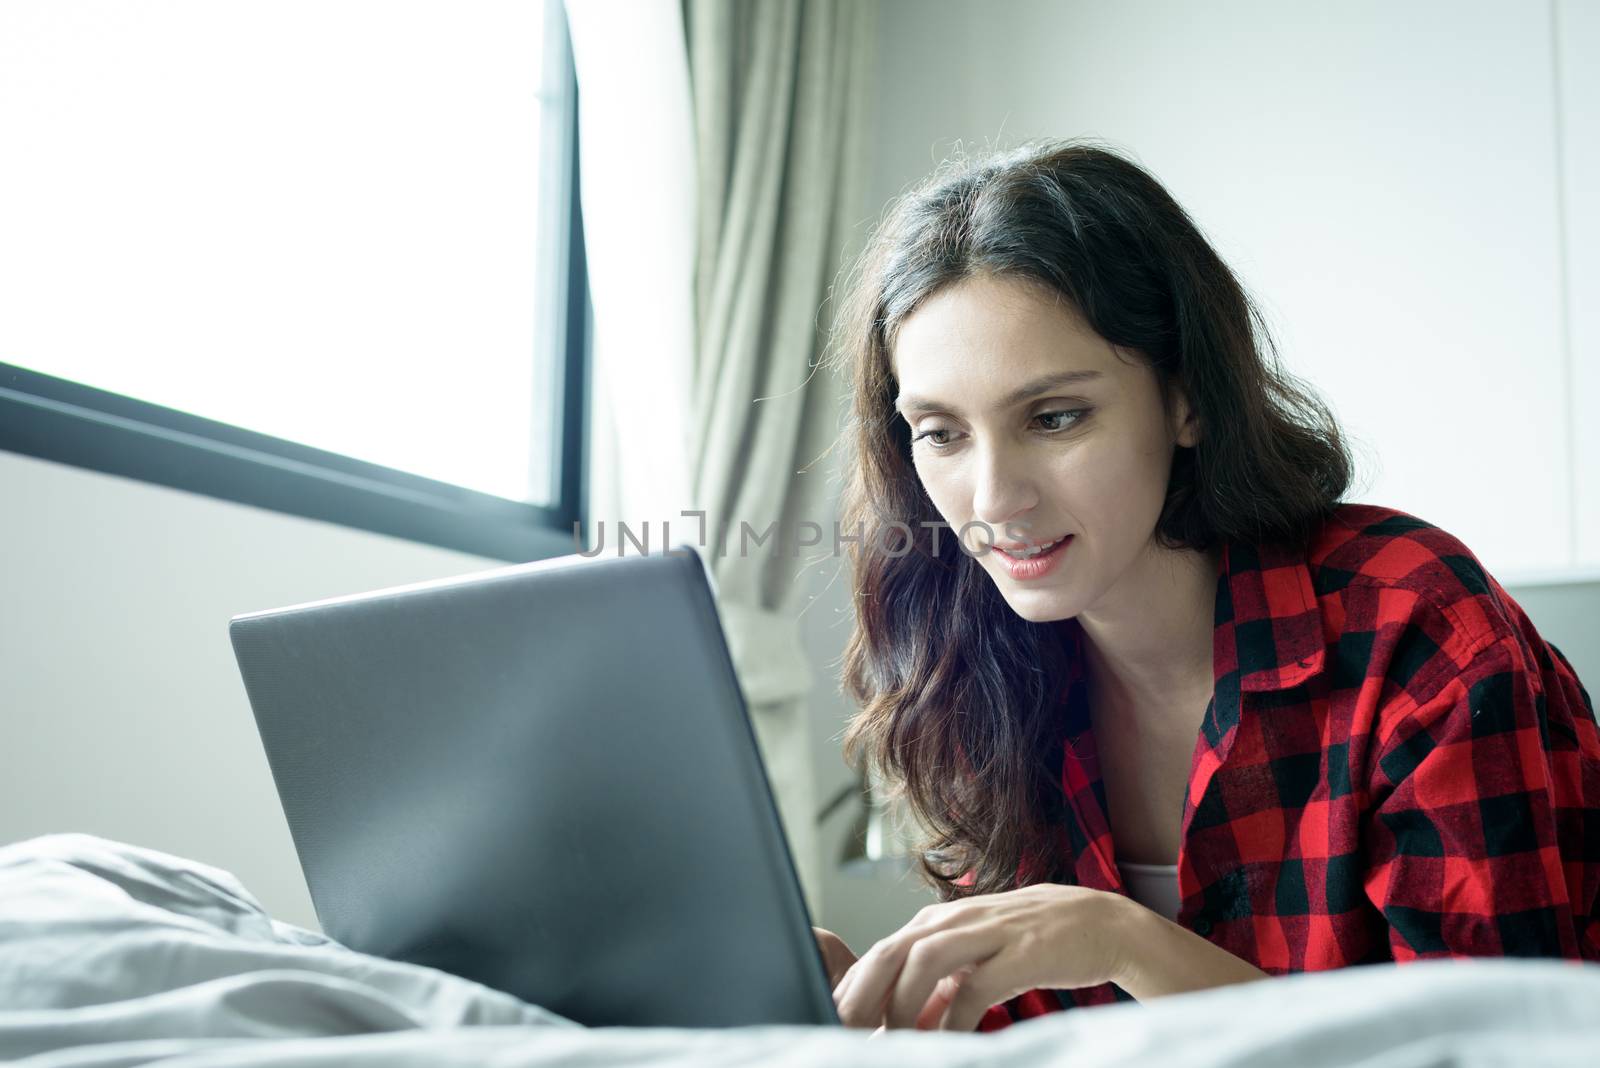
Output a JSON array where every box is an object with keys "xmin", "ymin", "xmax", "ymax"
[{"xmin": 0, "ymin": 0, "xmax": 588, "ymax": 562}]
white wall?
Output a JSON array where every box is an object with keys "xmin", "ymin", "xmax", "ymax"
[
  {"xmin": 0, "ymin": 449, "xmax": 502, "ymax": 930},
  {"xmin": 865, "ymin": 0, "xmax": 1595, "ymax": 580},
  {"xmin": 1560, "ymin": 0, "xmax": 1600, "ymax": 569}
]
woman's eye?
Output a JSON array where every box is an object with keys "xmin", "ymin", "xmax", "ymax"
[
  {"xmin": 911, "ymin": 409, "xmax": 1089, "ymax": 452},
  {"xmin": 1035, "ymin": 408, "xmax": 1089, "ymax": 432}
]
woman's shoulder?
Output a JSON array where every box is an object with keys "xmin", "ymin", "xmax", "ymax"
[
  {"xmin": 1300, "ymin": 502, "xmax": 1593, "ymax": 728},
  {"xmin": 1304, "ymin": 502, "xmax": 1512, "ymax": 651}
]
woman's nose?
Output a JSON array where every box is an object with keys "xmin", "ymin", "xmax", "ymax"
[{"xmin": 970, "ymin": 441, "xmax": 1039, "ymax": 533}]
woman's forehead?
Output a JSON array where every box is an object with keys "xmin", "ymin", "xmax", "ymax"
[{"xmin": 890, "ymin": 278, "xmax": 1132, "ymax": 410}]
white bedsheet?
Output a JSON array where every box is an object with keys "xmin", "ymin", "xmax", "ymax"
[{"xmin": 1, "ymin": 833, "xmax": 1597, "ymax": 1067}]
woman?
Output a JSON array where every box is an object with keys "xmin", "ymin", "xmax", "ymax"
[{"xmin": 814, "ymin": 139, "xmax": 1600, "ymax": 1033}]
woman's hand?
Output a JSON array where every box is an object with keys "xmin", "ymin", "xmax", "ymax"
[
  {"xmin": 831, "ymin": 883, "xmax": 1271, "ymax": 1032},
  {"xmin": 812, "ymin": 926, "xmax": 858, "ymax": 989},
  {"xmin": 831, "ymin": 883, "xmax": 1128, "ymax": 1032}
]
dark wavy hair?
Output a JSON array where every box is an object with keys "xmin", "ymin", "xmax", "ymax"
[{"xmin": 825, "ymin": 138, "xmax": 1354, "ymax": 900}]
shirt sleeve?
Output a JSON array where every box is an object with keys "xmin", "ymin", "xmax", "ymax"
[
  {"xmin": 976, "ymin": 1002, "xmax": 1013, "ymax": 1031},
  {"xmin": 1362, "ymin": 631, "xmax": 1599, "ymax": 961}
]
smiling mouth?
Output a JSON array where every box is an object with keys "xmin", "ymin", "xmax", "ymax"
[{"xmin": 993, "ymin": 535, "xmax": 1070, "ymax": 559}]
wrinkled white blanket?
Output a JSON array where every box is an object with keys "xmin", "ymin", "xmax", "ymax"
[{"xmin": 2, "ymin": 833, "xmax": 1598, "ymax": 1067}]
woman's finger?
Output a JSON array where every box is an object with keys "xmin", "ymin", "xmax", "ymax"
[
  {"xmin": 937, "ymin": 955, "xmax": 1015, "ymax": 1032},
  {"xmin": 833, "ymin": 939, "xmax": 907, "ymax": 1029},
  {"xmin": 914, "ymin": 965, "xmax": 974, "ymax": 1030},
  {"xmin": 885, "ymin": 927, "xmax": 998, "ymax": 1029},
  {"xmin": 812, "ymin": 927, "xmax": 857, "ymax": 988},
  {"xmin": 831, "ymin": 958, "xmax": 879, "ymax": 1027},
  {"xmin": 831, "ymin": 959, "xmax": 859, "ymax": 1008}
]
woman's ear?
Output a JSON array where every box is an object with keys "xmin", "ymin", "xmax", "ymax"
[{"xmin": 1171, "ymin": 388, "xmax": 1201, "ymax": 448}]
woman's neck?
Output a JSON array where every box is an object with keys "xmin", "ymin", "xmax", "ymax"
[{"xmin": 1073, "ymin": 541, "xmax": 1223, "ymax": 730}]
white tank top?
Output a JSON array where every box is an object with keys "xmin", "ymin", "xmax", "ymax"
[{"xmin": 1119, "ymin": 860, "xmax": 1181, "ymax": 921}]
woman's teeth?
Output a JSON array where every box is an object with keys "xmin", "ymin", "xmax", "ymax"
[{"xmin": 1001, "ymin": 537, "xmax": 1065, "ymax": 559}]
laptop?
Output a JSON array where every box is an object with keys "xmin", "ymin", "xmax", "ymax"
[{"xmin": 228, "ymin": 543, "xmax": 839, "ymax": 1029}]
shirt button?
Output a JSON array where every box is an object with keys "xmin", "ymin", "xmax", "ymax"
[{"xmin": 1194, "ymin": 917, "xmax": 1214, "ymax": 937}]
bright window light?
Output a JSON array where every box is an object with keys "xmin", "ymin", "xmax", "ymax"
[{"xmin": 0, "ymin": 0, "xmax": 568, "ymax": 505}]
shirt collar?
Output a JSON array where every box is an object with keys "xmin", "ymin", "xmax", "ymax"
[
  {"xmin": 1059, "ymin": 531, "xmax": 1326, "ymax": 702},
  {"xmin": 1214, "ymin": 535, "xmax": 1326, "ymax": 693}
]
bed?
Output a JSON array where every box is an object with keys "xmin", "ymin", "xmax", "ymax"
[{"xmin": 2, "ymin": 833, "xmax": 1596, "ymax": 1067}]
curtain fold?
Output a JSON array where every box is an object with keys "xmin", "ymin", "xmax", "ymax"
[
  {"xmin": 567, "ymin": 0, "xmax": 877, "ymax": 917},
  {"xmin": 682, "ymin": 0, "xmax": 877, "ymax": 917}
]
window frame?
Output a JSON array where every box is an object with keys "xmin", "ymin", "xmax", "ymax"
[{"xmin": 0, "ymin": 6, "xmax": 589, "ymax": 565}]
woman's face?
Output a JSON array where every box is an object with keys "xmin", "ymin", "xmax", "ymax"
[{"xmin": 890, "ymin": 272, "xmax": 1198, "ymax": 624}]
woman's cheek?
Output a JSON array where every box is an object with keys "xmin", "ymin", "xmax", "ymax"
[{"xmin": 1052, "ymin": 444, "xmax": 1115, "ymax": 512}]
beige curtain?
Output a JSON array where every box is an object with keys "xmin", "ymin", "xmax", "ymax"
[
  {"xmin": 566, "ymin": 0, "xmax": 876, "ymax": 916},
  {"xmin": 681, "ymin": 0, "xmax": 876, "ymax": 916}
]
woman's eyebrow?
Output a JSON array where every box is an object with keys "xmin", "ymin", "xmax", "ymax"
[{"xmin": 894, "ymin": 369, "xmax": 1104, "ymax": 416}]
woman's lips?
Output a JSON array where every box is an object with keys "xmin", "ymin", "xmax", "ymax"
[
  {"xmin": 991, "ymin": 534, "xmax": 1073, "ymax": 579},
  {"xmin": 992, "ymin": 535, "xmax": 1069, "ymax": 555}
]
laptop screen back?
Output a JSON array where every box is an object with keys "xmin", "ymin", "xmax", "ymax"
[{"xmin": 229, "ymin": 545, "xmax": 837, "ymax": 1028}]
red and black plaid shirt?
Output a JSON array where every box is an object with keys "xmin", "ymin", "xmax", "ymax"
[{"xmin": 978, "ymin": 502, "xmax": 1600, "ymax": 1030}]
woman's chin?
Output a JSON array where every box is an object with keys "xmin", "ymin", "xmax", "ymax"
[{"xmin": 995, "ymin": 586, "xmax": 1076, "ymax": 623}]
